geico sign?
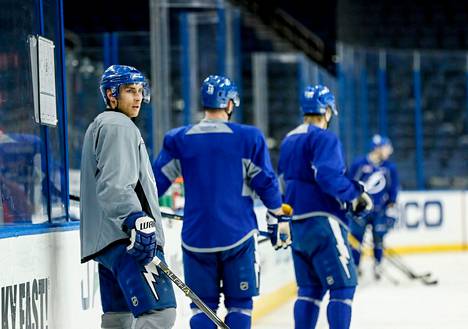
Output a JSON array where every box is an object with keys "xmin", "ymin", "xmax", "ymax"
[{"xmin": 401, "ymin": 200, "xmax": 443, "ymax": 229}]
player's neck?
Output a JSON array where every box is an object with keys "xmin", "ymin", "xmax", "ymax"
[
  {"xmin": 303, "ymin": 117, "xmax": 327, "ymax": 129},
  {"xmin": 204, "ymin": 110, "xmax": 228, "ymax": 121},
  {"xmin": 368, "ymin": 152, "xmax": 381, "ymax": 165}
]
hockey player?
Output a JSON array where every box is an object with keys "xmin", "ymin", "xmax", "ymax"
[
  {"xmin": 152, "ymin": 74, "xmax": 292, "ymax": 329},
  {"xmin": 80, "ymin": 65, "xmax": 176, "ymax": 329},
  {"xmin": 349, "ymin": 134, "xmax": 400, "ymax": 279},
  {"xmin": 278, "ymin": 84, "xmax": 373, "ymax": 329}
]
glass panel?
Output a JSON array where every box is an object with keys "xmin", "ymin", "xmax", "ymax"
[
  {"xmin": 0, "ymin": 0, "xmax": 48, "ymax": 224},
  {"xmin": 44, "ymin": 0, "xmax": 67, "ymax": 220}
]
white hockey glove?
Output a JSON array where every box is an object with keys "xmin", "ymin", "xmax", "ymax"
[
  {"xmin": 351, "ymin": 192, "xmax": 373, "ymax": 217},
  {"xmin": 122, "ymin": 212, "xmax": 157, "ymax": 265},
  {"xmin": 266, "ymin": 204, "xmax": 293, "ymax": 250}
]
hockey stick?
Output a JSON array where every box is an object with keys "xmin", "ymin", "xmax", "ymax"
[
  {"xmin": 160, "ymin": 211, "xmax": 272, "ymax": 244},
  {"xmin": 344, "ymin": 214, "xmax": 438, "ymax": 285},
  {"xmin": 71, "ymin": 194, "xmax": 271, "ymax": 242},
  {"xmin": 152, "ymin": 256, "xmax": 230, "ymax": 329},
  {"xmin": 383, "ymin": 248, "xmax": 437, "ymax": 285},
  {"xmin": 71, "ymin": 195, "xmax": 229, "ymax": 326}
]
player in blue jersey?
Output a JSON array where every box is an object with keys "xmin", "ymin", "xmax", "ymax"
[
  {"xmin": 349, "ymin": 134, "xmax": 400, "ymax": 279},
  {"xmin": 153, "ymin": 74, "xmax": 292, "ymax": 329},
  {"xmin": 278, "ymin": 85, "xmax": 373, "ymax": 329},
  {"xmin": 80, "ymin": 65, "xmax": 176, "ymax": 329}
]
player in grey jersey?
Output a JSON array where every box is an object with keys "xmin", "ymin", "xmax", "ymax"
[{"xmin": 80, "ymin": 65, "xmax": 176, "ymax": 329}]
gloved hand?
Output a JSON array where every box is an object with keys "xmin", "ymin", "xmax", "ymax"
[
  {"xmin": 266, "ymin": 204, "xmax": 293, "ymax": 250},
  {"xmin": 122, "ymin": 212, "xmax": 157, "ymax": 265},
  {"xmin": 351, "ymin": 192, "xmax": 373, "ymax": 217}
]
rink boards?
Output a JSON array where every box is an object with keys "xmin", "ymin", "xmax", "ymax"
[{"xmin": 0, "ymin": 190, "xmax": 467, "ymax": 328}]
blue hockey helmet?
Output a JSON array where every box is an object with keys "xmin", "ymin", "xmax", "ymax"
[
  {"xmin": 200, "ymin": 75, "xmax": 240, "ymax": 109},
  {"xmin": 99, "ymin": 65, "xmax": 150, "ymax": 105},
  {"xmin": 370, "ymin": 134, "xmax": 392, "ymax": 150},
  {"xmin": 300, "ymin": 84, "xmax": 337, "ymax": 115}
]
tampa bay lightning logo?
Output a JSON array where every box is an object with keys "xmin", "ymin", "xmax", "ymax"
[{"xmin": 363, "ymin": 171, "xmax": 387, "ymax": 195}]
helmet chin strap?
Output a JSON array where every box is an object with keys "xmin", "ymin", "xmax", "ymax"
[{"xmin": 225, "ymin": 108, "xmax": 233, "ymax": 121}]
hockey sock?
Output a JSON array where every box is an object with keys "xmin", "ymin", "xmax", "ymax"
[
  {"xmin": 225, "ymin": 310, "xmax": 251, "ymax": 329},
  {"xmin": 224, "ymin": 297, "xmax": 253, "ymax": 329},
  {"xmin": 294, "ymin": 286, "xmax": 325, "ymax": 329},
  {"xmin": 351, "ymin": 248, "xmax": 361, "ymax": 267},
  {"xmin": 190, "ymin": 310, "xmax": 217, "ymax": 329},
  {"xmin": 374, "ymin": 247, "xmax": 383, "ymax": 263},
  {"xmin": 327, "ymin": 287, "xmax": 355, "ymax": 329}
]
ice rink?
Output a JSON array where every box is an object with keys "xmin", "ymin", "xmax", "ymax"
[{"xmin": 253, "ymin": 251, "xmax": 468, "ymax": 329}]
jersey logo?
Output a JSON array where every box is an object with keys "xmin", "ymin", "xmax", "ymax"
[
  {"xmin": 240, "ymin": 282, "xmax": 249, "ymax": 291},
  {"xmin": 364, "ymin": 171, "xmax": 387, "ymax": 195}
]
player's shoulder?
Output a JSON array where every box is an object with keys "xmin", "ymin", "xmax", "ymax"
[
  {"xmin": 352, "ymin": 155, "xmax": 368, "ymax": 165},
  {"xmin": 228, "ymin": 122, "xmax": 264, "ymax": 137},
  {"xmin": 314, "ymin": 127, "xmax": 338, "ymax": 143},
  {"xmin": 285, "ymin": 123, "xmax": 310, "ymax": 138},
  {"xmin": 93, "ymin": 111, "xmax": 140, "ymax": 139},
  {"xmin": 165, "ymin": 125, "xmax": 188, "ymax": 138},
  {"xmin": 383, "ymin": 160, "xmax": 397, "ymax": 170},
  {"xmin": 95, "ymin": 111, "xmax": 135, "ymax": 129}
]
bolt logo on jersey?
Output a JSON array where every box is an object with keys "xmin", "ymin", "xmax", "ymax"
[
  {"xmin": 349, "ymin": 156, "xmax": 399, "ymax": 213},
  {"xmin": 363, "ymin": 171, "xmax": 387, "ymax": 195}
]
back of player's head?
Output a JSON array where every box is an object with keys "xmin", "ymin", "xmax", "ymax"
[
  {"xmin": 100, "ymin": 65, "xmax": 150, "ymax": 106},
  {"xmin": 200, "ymin": 75, "xmax": 240, "ymax": 109},
  {"xmin": 300, "ymin": 84, "xmax": 337, "ymax": 116},
  {"xmin": 370, "ymin": 134, "xmax": 392, "ymax": 150}
]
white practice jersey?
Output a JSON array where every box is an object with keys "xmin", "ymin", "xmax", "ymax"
[{"xmin": 80, "ymin": 111, "xmax": 165, "ymax": 262}]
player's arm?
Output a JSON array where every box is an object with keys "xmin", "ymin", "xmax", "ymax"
[
  {"xmin": 312, "ymin": 132, "xmax": 372, "ymax": 214},
  {"xmin": 248, "ymin": 130, "xmax": 292, "ymax": 248},
  {"xmin": 152, "ymin": 132, "xmax": 181, "ymax": 197},
  {"xmin": 247, "ymin": 130, "xmax": 282, "ymax": 210},
  {"xmin": 94, "ymin": 124, "xmax": 143, "ymax": 222},
  {"xmin": 277, "ymin": 145, "xmax": 286, "ymax": 195},
  {"xmin": 94, "ymin": 124, "xmax": 157, "ymax": 265},
  {"xmin": 311, "ymin": 132, "xmax": 361, "ymax": 201},
  {"xmin": 348, "ymin": 159, "xmax": 361, "ymax": 181},
  {"xmin": 387, "ymin": 162, "xmax": 400, "ymax": 205}
]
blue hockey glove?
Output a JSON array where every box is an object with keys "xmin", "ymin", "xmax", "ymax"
[
  {"xmin": 123, "ymin": 212, "xmax": 157, "ymax": 265},
  {"xmin": 266, "ymin": 204, "xmax": 293, "ymax": 250}
]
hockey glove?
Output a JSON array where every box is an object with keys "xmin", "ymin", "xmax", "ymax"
[
  {"xmin": 123, "ymin": 212, "xmax": 157, "ymax": 265},
  {"xmin": 351, "ymin": 192, "xmax": 373, "ymax": 217},
  {"xmin": 266, "ymin": 204, "xmax": 293, "ymax": 250}
]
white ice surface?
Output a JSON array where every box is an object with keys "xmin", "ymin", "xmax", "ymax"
[{"xmin": 253, "ymin": 252, "xmax": 468, "ymax": 329}]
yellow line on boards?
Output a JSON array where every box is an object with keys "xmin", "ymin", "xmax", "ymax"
[{"xmin": 388, "ymin": 244, "xmax": 468, "ymax": 254}]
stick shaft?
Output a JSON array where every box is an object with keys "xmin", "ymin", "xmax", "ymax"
[{"xmin": 153, "ymin": 258, "xmax": 230, "ymax": 329}]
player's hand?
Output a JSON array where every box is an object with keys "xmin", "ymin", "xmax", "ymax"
[
  {"xmin": 351, "ymin": 192, "xmax": 373, "ymax": 216},
  {"xmin": 266, "ymin": 204, "xmax": 293, "ymax": 250},
  {"xmin": 123, "ymin": 212, "xmax": 157, "ymax": 265}
]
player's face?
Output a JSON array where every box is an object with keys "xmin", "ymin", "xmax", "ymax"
[
  {"xmin": 117, "ymin": 84, "xmax": 144, "ymax": 118},
  {"xmin": 380, "ymin": 144, "xmax": 393, "ymax": 160}
]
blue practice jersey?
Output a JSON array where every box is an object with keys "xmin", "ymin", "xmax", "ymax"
[
  {"xmin": 278, "ymin": 124, "xmax": 362, "ymax": 221},
  {"xmin": 348, "ymin": 156, "xmax": 399, "ymax": 213},
  {"xmin": 153, "ymin": 118, "xmax": 282, "ymax": 251}
]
